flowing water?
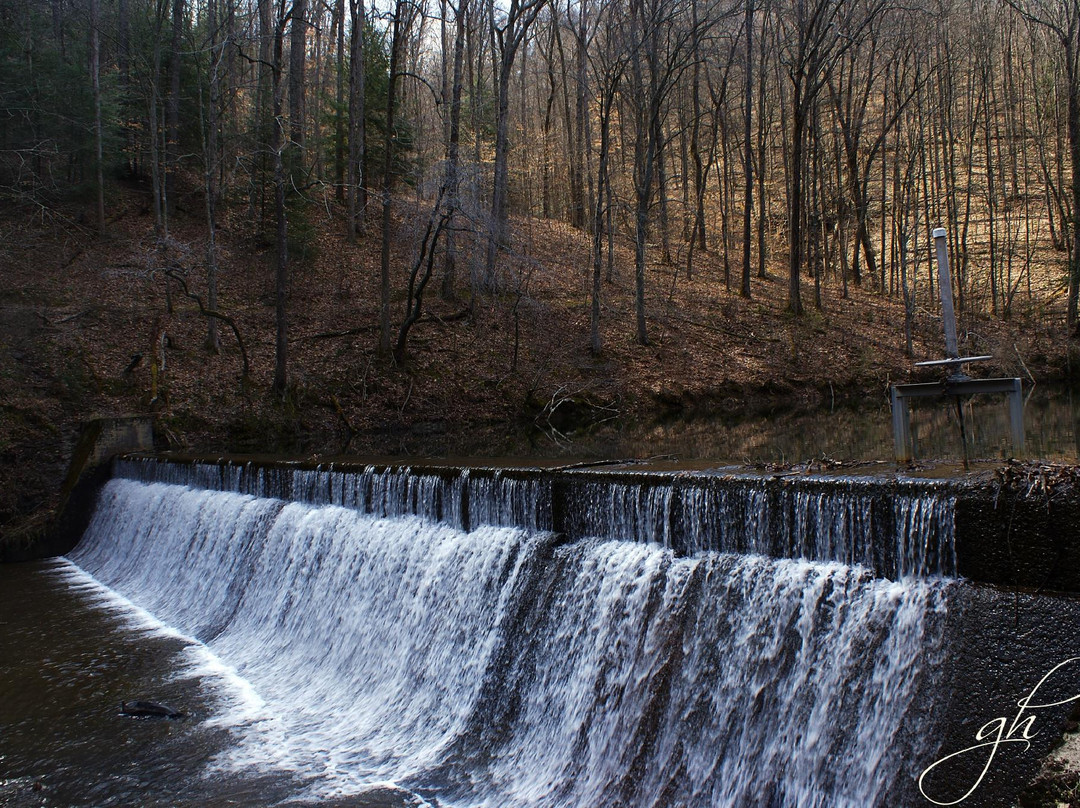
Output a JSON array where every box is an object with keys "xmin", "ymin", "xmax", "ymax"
[{"xmin": 0, "ymin": 460, "xmax": 965, "ymax": 807}]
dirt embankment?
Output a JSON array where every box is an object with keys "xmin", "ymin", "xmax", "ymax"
[{"xmin": 1, "ymin": 186, "xmax": 1075, "ymax": 544}]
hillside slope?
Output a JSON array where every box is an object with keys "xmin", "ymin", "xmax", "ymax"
[{"xmin": 0, "ymin": 185, "xmax": 1073, "ymax": 541}]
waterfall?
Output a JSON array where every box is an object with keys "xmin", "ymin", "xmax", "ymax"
[{"xmin": 68, "ymin": 460, "xmax": 956, "ymax": 806}]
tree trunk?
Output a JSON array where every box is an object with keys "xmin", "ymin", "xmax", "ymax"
[
  {"xmin": 205, "ymin": 0, "xmax": 222, "ymax": 352},
  {"xmin": 379, "ymin": 1, "xmax": 405, "ymax": 357},
  {"xmin": 252, "ymin": 0, "xmax": 273, "ymax": 222},
  {"xmin": 441, "ymin": 0, "xmax": 469, "ymax": 300},
  {"xmin": 335, "ymin": 0, "xmax": 346, "ymax": 202},
  {"xmin": 690, "ymin": 1, "xmax": 706, "ymax": 263},
  {"xmin": 50, "ymin": 0, "xmax": 66, "ymax": 60},
  {"xmin": 289, "ymin": 0, "xmax": 307, "ymax": 151},
  {"xmin": 272, "ymin": 11, "xmax": 289, "ymax": 396},
  {"xmin": 1067, "ymin": 37, "xmax": 1080, "ymax": 331},
  {"xmin": 741, "ymin": 0, "xmax": 753, "ymax": 298},
  {"xmin": 541, "ymin": 19, "xmax": 558, "ymax": 220},
  {"xmin": 149, "ymin": 12, "xmax": 165, "ymax": 237},
  {"xmin": 756, "ymin": 15, "xmax": 768, "ymax": 280},
  {"xmin": 166, "ymin": 0, "xmax": 184, "ymax": 217},
  {"xmin": 657, "ymin": 131, "xmax": 672, "ymax": 265},
  {"xmin": 90, "ymin": 0, "xmax": 106, "ymax": 233},
  {"xmin": 591, "ymin": 85, "xmax": 615, "ymax": 356},
  {"xmin": 347, "ymin": 0, "xmax": 367, "ymax": 239},
  {"xmin": 630, "ymin": 0, "xmax": 655, "ymax": 347},
  {"xmin": 395, "ymin": 198, "xmax": 450, "ymax": 363},
  {"xmin": 118, "ymin": 0, "xmax": 133, "ymax": 175},
  {"xmin": 484, "ymin": 57, "xmax": 514, "ymax": 290},
  {"xmin": 483, "ymin": 0, "xmax": 547, "ymax": 288},
  {"xmin": 788, "ymin": 91, "xmax": 805, "ymax": 315},
  {"xmin": 574, "ymin": 0, "xmax": 590, "ymax": 231}
]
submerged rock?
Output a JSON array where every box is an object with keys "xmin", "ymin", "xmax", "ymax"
[{"xmin": 119, "ymin": 700, "xmax": 184, "ymax": 719}]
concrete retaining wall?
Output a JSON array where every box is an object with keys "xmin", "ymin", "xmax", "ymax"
[{"xmin": 1, "ymin": 415, "xmax": 156, "ymax": 561}]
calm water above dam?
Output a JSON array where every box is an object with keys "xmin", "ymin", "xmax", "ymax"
[{"xmin": 351, "ymin": 384, "xmax": 1080, "ymax": 465}]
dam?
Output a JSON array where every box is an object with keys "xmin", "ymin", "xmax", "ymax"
[{"xmin": 4, "ymin": 456, "xmax": 1080, "ymax": 807}]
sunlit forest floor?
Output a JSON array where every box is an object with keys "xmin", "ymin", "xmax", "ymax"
[{"xmin": 1, "ymin": 179, "xmax": 1076, "ymax": 540}]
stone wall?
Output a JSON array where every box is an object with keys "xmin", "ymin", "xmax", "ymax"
[{"xmin": 0, "ymin": 415, "xmax": 155, "ymax": 561}]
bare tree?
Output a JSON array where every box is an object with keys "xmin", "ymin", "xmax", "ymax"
[
  {"xmin": 441, "ymin": 0, "xmax": 470, "ymax": 300},
  {"xmin": 379, "ymin": 0, "xmax": 418, "ymax": 357},
  {"xmin": 166, "ymin": 0, "xmax": 184, "ymax": 217},
  {"xmin": 347, "ymin": 0, "xmax": 367, "ymax": 239},
  {"xmin": 588, "ymin": 0, "xmax": 629, "ymax": 355},
  {"xmin": 290, "ymin": 0, "xmax": 307, "ymax": 152},
  {"xmin": 1008, "ymin": 0, "xmax": 1080, "ymax": 331},
  {"xmin": 271, "ymin": 0, "xmax": 290, "ymax": 396},
  {"xmin": 741, "ymin": 0, "xmax": 754, "ymax": 298},
  {"xmin": 482, "ymin": 0, "xmax": 549, "ymax": 290},
  {"xmin": 203, "ymin": 0, "xmax": 224, "ymax": 353},
  {"xmin": 828, "ymin": 18, "xmax": 920, "ymax": 293},
  {"xmin": 90, "ymin": 0, "xmax": 106, "ymax": 232},
  {"xmin": 334, "ymin": 0, "xmax": 347, "ymax": 201},
  {"xmin": 394, "ymin": 189, "xmax": 452, "ymax": 362},
  {"xmin": 626, "ymin": 0, "xmax": 704, "ymax": 344},
  {"xmin": 773, "ymin": 0, "xmax": 886, "ymax": 314}
]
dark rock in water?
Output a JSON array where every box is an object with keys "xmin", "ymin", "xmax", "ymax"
[
  {"xmin": 281, "ymin": 783, "xmax": 434, "ymax": 807},
  {"xmin": 119, "ymin": 700, "xmax": 184, "ymax": 719}
]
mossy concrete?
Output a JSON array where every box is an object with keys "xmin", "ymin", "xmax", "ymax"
[
  {"xmin": 1, "ymin": 415, "xmax": 155, "ymax": 561},
  {"xmin": 954, "ymin": 480, "xmax": 1080, "ymax": 594}
]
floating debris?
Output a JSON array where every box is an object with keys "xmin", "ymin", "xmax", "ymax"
[{"xmin": 994, "ymin": 460, "xmax": 1080, "ymax": 504}]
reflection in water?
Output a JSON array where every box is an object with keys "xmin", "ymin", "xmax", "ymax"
[
  {"xmin": 621, "ymin": 386, "xmax": 1080, "ymax": 464},
  {"xmin": 907, "ymin": 385, "xmax": 1078, "ymax": 463},
  {"xmin": 358, "ymin": 385, "xmax": 1078, "ymax": 464}
]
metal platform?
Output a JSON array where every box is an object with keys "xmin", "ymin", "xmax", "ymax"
[
  {"xmin": 890, "ymin": 376, "xmax": 1024, "ymax": 462},
  {"xmin": 889, "ymin": 228, "xmax": 1024, "ymax": 463}
]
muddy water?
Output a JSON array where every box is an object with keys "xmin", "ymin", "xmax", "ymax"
[{"xmin": 0, "ymin": 560, "xmax": 411, "ymax": 808}]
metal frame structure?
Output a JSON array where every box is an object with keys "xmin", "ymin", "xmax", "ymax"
[
  {"xmin": 890, "ymin": 376, "xmax": 1024, "ymax": 462},
  {"xmin": 890, "ymin": 228, "xmax": 1025, "ymax": 463}
]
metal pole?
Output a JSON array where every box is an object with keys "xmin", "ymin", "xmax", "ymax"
[
  {"xmin": 891, "ymin": 386, "xmax": 912, "ymax": 462},
  {"xmin": 955, "ymin": 395, "xmax": 970, "ymax": 470},
  {"xmin": 932, "ymin": 227, "xmax": 959, "ymax": 360},
  {"xmin": 1008, "ymin": 377, "xmax": 1025, "ymax": 457}
]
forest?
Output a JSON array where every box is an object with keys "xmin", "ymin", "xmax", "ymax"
[
  {"xmin": 10, "ymin": 4, "xmax": 1080, "ymax": 803},
  {"xmin": 3, "ymin": 0, "xmax": 1080, "ymax": 536},
  {"xmin": 6, "ymin": 0, "xmax": 1080, "ymax": 344}
]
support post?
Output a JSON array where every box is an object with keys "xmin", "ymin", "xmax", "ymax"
[
  {"xmin": 933, "ymin": 227, "xmax": 960, "ymax": 362},
  {"xmin": 891, "ymin": 386, "xmax": 913, "ymax": 462},
  {"xmin": 889, "ymin": 229, "xmax": 1024, "ymax": 464},
  {"xmin": 1007, "ymin": 378, "xmax": 1025, "ymax": 457}
]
